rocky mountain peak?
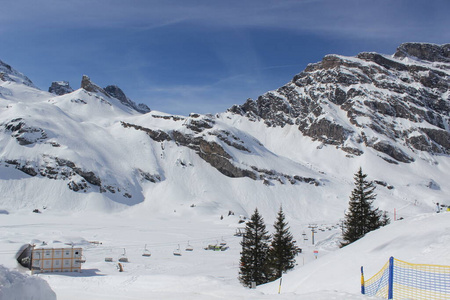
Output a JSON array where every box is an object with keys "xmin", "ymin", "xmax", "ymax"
[
  {"xmin": 48, "ymin": 81, "xmax": 74, "ymax": 96},
  {"xmin": 229, "ymin": 43, "xmax": 450, "ymax": 164},
  {"xmin": 0, "ymin": 59, "xmax": 36, "ymax": 88},
  {"xmin": 81, "ymin": 75, "xmax": 106, "ymax": 95},
  {"xmin": 104, "ymin": 85, "xmax": 150, "ymax": 114},
  {"xmin": 104, "ymin": 85, "xmax": 127, "ymax": 103},
  {"xmin": 394, "ymin": 43, "xmax": 450, "ymax": 63},
  {"xmin": 80, "ymin": 75, "xmax": 150, "ymax": 114}
]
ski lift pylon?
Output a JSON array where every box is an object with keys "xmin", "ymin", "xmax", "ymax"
[{"xmin": 142, "ymin": 244, "xmax": 151, "ymax": 257}]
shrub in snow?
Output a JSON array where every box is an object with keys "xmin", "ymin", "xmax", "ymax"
[{"xmin": 0, "ymin": 265, "xmax": 56, "ymax": 300}]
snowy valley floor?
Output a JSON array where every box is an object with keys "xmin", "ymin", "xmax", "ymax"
[{"xmin": 1, "ymin": 208, "xmax": 449, "ymax": 299}]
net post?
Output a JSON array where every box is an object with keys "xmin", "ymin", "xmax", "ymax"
[
  {"xmin": 388, "ymin": 256, "xmax": 394, "ymax": 299},
  {"xmin": 360, "ymin": 266, "xmax": 365, "ymax": 295}
]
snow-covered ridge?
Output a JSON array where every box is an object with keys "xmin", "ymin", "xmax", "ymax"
[
  {"xmin": 229, "ymin": 43, "xmax": 450, "ymax": 164},
  {"xmin": 0, "ymin": 44, "xmax": 449, "ymax": 223},
  {"xmin": 0, "ymin": 59, "xmax": 36, "ymax": 88}
]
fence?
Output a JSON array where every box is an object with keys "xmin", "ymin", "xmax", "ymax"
[{"xmin": 361, "ymin": 257, "xmax": 450, "ymax": 299}]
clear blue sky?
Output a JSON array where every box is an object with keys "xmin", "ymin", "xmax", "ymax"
[{"xmin": 0, "ymin": 0, "xmax": 448, "ymax": 115}]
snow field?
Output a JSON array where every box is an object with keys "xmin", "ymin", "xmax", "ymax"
[
  {"xmin": 3, "ymin": 209, "xmax": 449, "ymax": 299},
  {"xmin": 0, "ymin": 208, "xmax": 359, "ymax": 299}
]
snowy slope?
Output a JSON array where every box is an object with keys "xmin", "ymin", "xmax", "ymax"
[
  {"xmin": 0, "ymin": 44, "xmax": 448, "ymax": 221},
  {"xmin": 261, "ymin": 212, "xmax": 450, "ymax": 296},
  {"xmin": 0, "ymin": 207, "xmax": 449, "ymax": 299},
  {"xmin": 0, "ymin": 265, "xmax": 56, "ymax": 300},
  {"xmin": 0, "ymin": 43, "xmax": 449, "ymax": 299}
]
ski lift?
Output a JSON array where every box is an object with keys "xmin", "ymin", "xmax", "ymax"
[
  {"xmin": 185, "ymin": 241, "xmax": 193, "ymax": 251},
  {"xmin": 234, "ymin": 228, "xmax": 244, "ymax": 237},
  {"xmin": 219, "ymin": 237, "xmax": 227, "ymax": 247},
  {"xmin": 173, "ymin": 244, "xmax": 182, "ymax": 256},
  {"xmin": 302, "ymin": 231, "xmax": 308, "ymax": 240},
  {"xmin": 142, "ymin": 244, "xmax": 151, "ymax": 257},
  {"xmin": 118, "ymin": 248, "xmax": 129, "ymax": 262},
  {"xmin": 75, "ymin": 255, "xmax": 86, "ymax": 264},
  {"xmin": 105, "ymin": 257, "xmax": 113, "ymax": 262}
]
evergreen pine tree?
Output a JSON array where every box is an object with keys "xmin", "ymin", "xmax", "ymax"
[
  {"xmin": 239, "ymin": 208, "xmax": 271, "ymax": 287},
  {"xmin": 268, "ymin": 206, "xmax": 301, "ymax": 280},
  {"xmin": 381, "ymin": 210, "xmax": 391, "ymax": 226},
  {"xmin": 341, "ymin": 167, "xmax": 384, "ymax": 247}
]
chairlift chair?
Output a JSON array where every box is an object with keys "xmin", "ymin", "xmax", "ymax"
[
  {"xmin": 173, "ymin": 244, "xmax": 182, "ymax": 256},
  {"xmin": 219, "ymin": 237, "xmax": 227, "ymax": 246},
  {"xmin": 75, "ymin": 255, "xmax": 86, "ymax": 264},
  {"xmin": 185, "ymin": 241, "xmax": 193, "ymax": 251},
  {"xmin": 234, "ymin": 228, "xmax": 244, "ymax": 237},
  {"xmin": 142, "ymin": 244, "xmax": 151, "ymax": 257},
  {"xmin": 118, "ymin": 248, "xmax": 129, "ymax": 262}
]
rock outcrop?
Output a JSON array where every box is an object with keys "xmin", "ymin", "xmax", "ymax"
[
  {"xmin": 105, "ymin": 85, "xmax": 150, "ymax": 113},
  {"xmin": 229, "ymin": 43, "xmax": 450, "ymax": 162},
  {"xmin": 0, "ymin": 59, "xmax": 36, "ymax": 88},
  {"xmin": 81, "ymin": 75, "xmax": 107, "ymax": 95},
  {"xmin": 49, "ymin": 81, "xmax": 74, "ymax": 95},
  {"xmin": 81, "ymin": 75, "xmax": 150, "ymax": 113}
]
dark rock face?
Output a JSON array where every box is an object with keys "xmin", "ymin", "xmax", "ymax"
[
  {"xmin": 0, "ymin": 59, "xmax": 36, "ymax": 87},
  {"xmin": 104, "ymin": 85, "xmax": 127, "ymax": 102},
  {"xmin": 122, "ymin": 120, "xmax": 255, "ymax": 179},
  {"xmin": 394, "ymin": 43, "xmax": 450, "ymax": 63},
  {"xmin": 2, "ymin": 155, "xmax": 149, "ymax": 198},
  {"xmin": 81, "ymin": 75, "xmax": 106, "ymax": 94},
  {"xmin": 3, "ymin": 118, "xmax": 48, "ymax": 145},
  {"xmin": 80, "ymin": 76, "xmax": 150, "ymax": 114},
  {"xmin": 121, "ymin": 122, "xmax": 171, "ymax": 142},
  {"xmin": 49, "ymin": 81, "xmax": 74, "ymax": 95},
  {"xmin": 229, "ymin": 43, "xmax": 450, "ymax": 162},
  {"xmin": 104, "ymin": 85, "xmax": 150, "ymax": 114},
  {"xmin": 372, "ymin": 141, "xmax": 414, "ymax": 163},
  {"xmin": 121, "ymin": 120, "xmax": 319, "ymax": 185}
]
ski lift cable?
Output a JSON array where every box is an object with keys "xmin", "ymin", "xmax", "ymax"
[{"xmin": 82, "ymin": 234, "xmax": 236, "ymax": 253}]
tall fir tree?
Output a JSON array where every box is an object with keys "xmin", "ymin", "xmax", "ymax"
[
  {"xmin": 239, "ymin": 208, "xmax": 271, "ymax": 287},
  {"xmin": 341, "ymin": 167, "xmax": 387, "ymax": 247},
  {"xmin": 268, "ymin": 206, "xmax": 301, "ymax": 280}
]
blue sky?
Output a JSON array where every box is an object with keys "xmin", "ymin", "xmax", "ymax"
[{"xmin": 0, "ymin": 0, "xmax": 448, "ymax": 115}]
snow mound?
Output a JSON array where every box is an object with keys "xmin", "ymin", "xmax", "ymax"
[
  {"xmin": 0, "ymin": 265, "xmax": 56, "ymax": 300},
  {"xmin": 261, "ymin": 212, "xmax": 450, "ymax": 296}
]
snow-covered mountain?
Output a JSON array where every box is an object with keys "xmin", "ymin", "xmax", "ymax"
[
  {"xmin": 0, "ymin": 43, "xmax": 449, "ymax": 222},
  {"xmin": 230, "ymin": 43, "xmax": 450, "ymax": 162}
]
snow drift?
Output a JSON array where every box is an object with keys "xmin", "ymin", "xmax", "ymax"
[{"xmin": 0, "ymin": 265, "xmax": 56, "ymax": 300}]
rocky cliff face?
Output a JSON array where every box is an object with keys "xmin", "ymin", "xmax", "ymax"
[
  {"xmin": 104, "ymin": 85, "xmax": 150, "ymax": 114},
  {"xmin": 229, "ymin": 43, "xmax": 450, "ymax": 163},
  {"xmin": 80, "ymin": 75, "xmax": 150, "ymax": 113},
  {"xmin": 0, "ymin": 59, "xmax": 36, "ymax": 88},
  {"xmin": 49, "ymin": 81, "xmax": 74, "ymax": 95}
]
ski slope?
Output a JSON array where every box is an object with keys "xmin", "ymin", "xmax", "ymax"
[{"xmin": 1, "ymin": 208, "xmax": 450, "ymax": 299}]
